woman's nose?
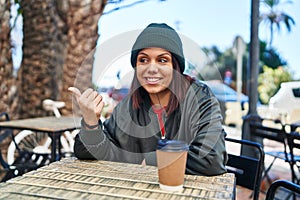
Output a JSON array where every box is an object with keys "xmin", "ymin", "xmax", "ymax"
[{"xmin": 147, "ymin": 62, "xmax": 159, "ymax": 73}]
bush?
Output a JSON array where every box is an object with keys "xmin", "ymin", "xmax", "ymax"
[{"xmin": 258, "ymin": 66, "xmax": 292, "ymax": 104}]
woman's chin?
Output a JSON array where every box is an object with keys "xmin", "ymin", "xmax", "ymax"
[
  {"xmin": 146, "ymin": 89, "xmax": 161, "ymax": 94},
  {"xmin": 144, "ymin": 86, "xmax": 169, "ymax": 95}
]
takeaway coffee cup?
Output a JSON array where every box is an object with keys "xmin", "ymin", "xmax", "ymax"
[{"xmin": 156, "ymin": 139, "xmax": 189, "ymax": 191}]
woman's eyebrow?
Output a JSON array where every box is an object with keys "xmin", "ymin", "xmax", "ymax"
[
  {"xmin": 158, "ymin": 53, "xmax": 171, "ymax": 57},
  {"xmin": 137, "ymin": 52, "xmax": 148, "ymax": 56}
]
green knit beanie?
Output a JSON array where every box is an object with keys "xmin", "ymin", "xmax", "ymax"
[{"xmin": 130, "ymin": 23, "xmax": 185, "ymax": 73}]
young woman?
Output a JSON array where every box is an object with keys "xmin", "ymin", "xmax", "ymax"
[{"xmin": 68, "ymin": 23, "xmax": 227, "ymax": 176}]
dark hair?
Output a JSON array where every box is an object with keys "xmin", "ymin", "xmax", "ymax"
[{"xmin": 130, "ymin": 55, "xmax": 194, "ymax": 116}]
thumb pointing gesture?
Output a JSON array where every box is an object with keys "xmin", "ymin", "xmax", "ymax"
[
  {"xmin": 68, "ymin": 87, "xmax": 81, "ymax": 99},
  {"xmin": 68, "ymin": 86, "xmax": 104, "ymax": 127}
]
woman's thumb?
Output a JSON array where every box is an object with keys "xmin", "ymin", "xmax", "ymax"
[{"xmin": 68, "ymin": 87, "xmax": 81, "ymax": 98}]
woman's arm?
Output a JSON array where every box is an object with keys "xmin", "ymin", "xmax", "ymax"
[
  {"xmin": 185, "ymin": 83, "xmax": 228, "ymax": 176},
  {"xmin": 73, "ymin": 102, "xmax": 144, "ymax": 164},
  {"xmin": 68, "ymin": 86, "xmax": 141, "ymax": 163}
]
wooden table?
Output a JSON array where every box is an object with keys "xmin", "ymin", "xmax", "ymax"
[
  {"xmin": 0, "ymin": 116, "xmax": 81, "ymax": 162},
  {"xmin": 0, "ymin": 158, "xmax": 236, "ymax": 199}
]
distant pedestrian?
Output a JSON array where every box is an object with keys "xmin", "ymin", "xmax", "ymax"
[{"xmin": 224, "ymin": 70, "xmax": 232, "ymax": 86}]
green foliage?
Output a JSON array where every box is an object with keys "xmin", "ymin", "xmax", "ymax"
[
  {"xmin": 194, "ymin": 41, "xmax": 289, "ymax": 92},
  {"xmin": 199, "ymin": 46, "xmax": 238, "ymax": 81},
  {"xmin": 261, "ymin": 48, "xmax": 287, "ymax": 69},
  {"xmin": 259, "ymin": 41, "xmax": 287, "ymax": 69},
  {"xmin": 258, "ymin": 65, "xmax": 292, "ymax": 104}
]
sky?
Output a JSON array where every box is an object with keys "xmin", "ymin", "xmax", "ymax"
[{"xmin": 94, "ymin": 0, "xmax": 300, "ymax": 88}]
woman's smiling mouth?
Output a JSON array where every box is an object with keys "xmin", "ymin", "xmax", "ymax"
[{"xmin": 145, "ymin": 77, "xmax": 161, "ymax": 84}]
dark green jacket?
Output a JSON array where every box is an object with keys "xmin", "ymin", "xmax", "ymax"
[{"xmin": 74, "ymin": 81, "xmax": 228, "ymax": 176}]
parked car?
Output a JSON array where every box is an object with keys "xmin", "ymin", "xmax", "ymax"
[
  {"xmin": 269, "ymin": 81, "xmax": 300, "ymax": 123},
  {"xmin": 205, "ymin": 80, "xmax": 248, "ymax": 104},
  {"xmin": 205, "ymin": 80, "xmax": 249, "ymax": 126}
]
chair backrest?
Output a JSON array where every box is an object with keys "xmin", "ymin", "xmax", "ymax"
[
  {"xmin": 250, "ymin": 121, "xmax": 290, "ymax": 160},
  {"xmin": 287, "ymin": 131, "xmax": 300, "ymax": 163},
  {"xmin": 250, "ymin": 121, "xmax": 286, "ymax": 143},
  {"xmin": 265, "ymin": 179, "xmax": 300, "ymax": 200},
  {"xmin": 225, "ymin": 137, "xmax": 264, "ymax": 200}
]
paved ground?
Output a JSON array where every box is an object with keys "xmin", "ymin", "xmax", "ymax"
[{"xmin": 223, "ymin": 125, "xmax": 299, "ymax": 200}]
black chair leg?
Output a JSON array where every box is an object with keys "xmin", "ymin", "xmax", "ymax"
[{"xmin": 262, "ymin": 157, "xmax": 277, "ymax": 187}]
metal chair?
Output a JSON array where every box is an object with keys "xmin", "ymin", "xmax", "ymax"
[
  {"xmin": 286, "ymin": 131, "xmax": 300, "ymax": 184},
  {"xmin": 0, "ymin": 112, "xmax": 50, "ymax": 182},
  {"xmin": 225, "ymin": 137, "xmax": 265, "ymax": 200},
  {"xmin": 265, "ymin": 179, "xmax": 300, "ymax": 200},
  {"xmin": 6, "ymin": 99, "xmax": 77, "ymax": 165},
  {"xmin": 249, "ymin": 121, "xmax": 293, "ymax": 184},
  {"xmin": 250, "ymin": 120, "xmax": 300, "ymax": 185}
]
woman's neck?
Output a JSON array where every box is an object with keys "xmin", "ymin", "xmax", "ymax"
[{"xmin": 149, "ymin": 90, "xmax": 171, "ymax": 108}]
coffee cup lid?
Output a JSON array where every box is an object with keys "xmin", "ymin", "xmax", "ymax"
[{"xmin": 157, "ymin": 139, "xmax": 189, "ymax": 152}]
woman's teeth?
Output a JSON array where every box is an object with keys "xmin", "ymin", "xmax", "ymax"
[{"xmin": 147, "ymin": 77, "xmax": 159, "ymax": 82}]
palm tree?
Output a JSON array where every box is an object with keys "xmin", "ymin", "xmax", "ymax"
[
  {"xmin": 0, "ymin": 0, "xmax": 17, "ymax": 116},
  {"xmin": 17, "ymin": 0, "xmax": 68, "ymax": 118},
  {"xmin": 17, "ymin": 0, "xmax": 107, "ymax": 118},
  {"xmin": 6, "ymin": 0, "xmax": 163, "ymax": 118},
  {"xmin": 260, "ymin": 0, "xmax": 295, "ymax": 47},
  {"xmin": 59, "ymin": 0, "xmax": 107, "ymax": 116}
]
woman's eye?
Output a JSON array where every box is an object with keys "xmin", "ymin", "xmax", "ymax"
[
  {"xmin": 159, "ymin": 58, "xmax": 169, "ymax": 63},
  {"xmin": 138, "ymin": 57, "xmax": 148, "ymax": 63}
]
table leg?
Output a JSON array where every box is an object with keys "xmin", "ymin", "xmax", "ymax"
[
  {"xmin": 58, "ymin": 133, "xmax": 62, "ymax": 159},
  {"xmin": 49, "ymin": 132, "xmax": 62, "ymax": 162},
  {"xmin": 49, "ymin": 133, "xmax": 57, "ymax": 162}
]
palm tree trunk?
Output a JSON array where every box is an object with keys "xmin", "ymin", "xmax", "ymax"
[
  {"xmin": 16, "ymin": 0, "xmax": 106, "ymax": 118},
  {"xmin": 0, "ymin": 0, "xmax": 17, "ymax": 116},
  {"xmin": 18, "ymin": 0, "xmax": 67, "ymax": 118},
  {"xmin": 60, "ymin": 0, "xmax": 107, "ymax": 116}
]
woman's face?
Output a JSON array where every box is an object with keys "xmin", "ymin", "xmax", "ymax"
[{"xmin": 136, "ymin": 47, "xmax": 173, "ymax": 95}]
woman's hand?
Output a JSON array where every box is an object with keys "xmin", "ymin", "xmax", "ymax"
[{"xmin": 68, "ymin": 87, "xmax": 104, "ymax": 127}]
